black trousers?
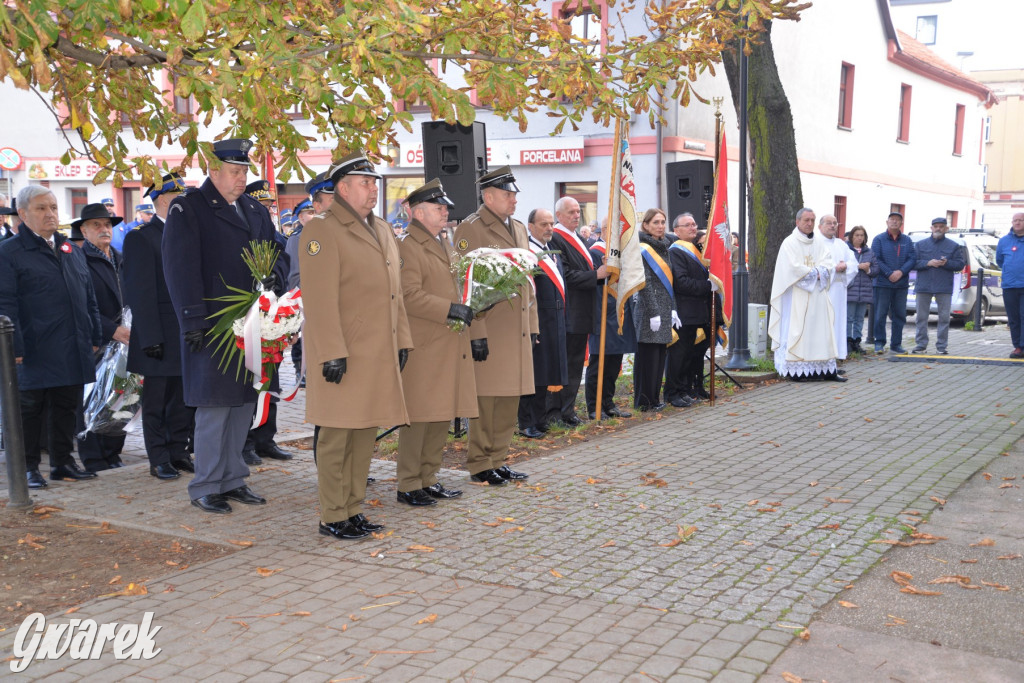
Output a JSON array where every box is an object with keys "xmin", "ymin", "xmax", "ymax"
[
  {"xmin": 291, "ymin": 335, "xmax": 303, "ymax": 372},
  {"xmin": 76, "ymin": 428, "xmax": 126, "ymax": 469},
  {"xmin": 20, "ymin": 385, "xmax": 81, "ymax": 471},
  {"xmin": 664, "ymin": 324, "xmax": 707, "ymax": 401},
  {"xmin": 553, "ymin": 332, "xmax": 588, "ymax": 419},
  {"xmin": 518, "ymin": 387, "xmax": 550, "ymax": 431},
  {"xmin": 691, "ymin": 329, "xmax": 710, "ymax": 394},
  {"xmin": 585, "ymin": 353, "xmax": 622, "ymax": 414},
  {"xmin": 139, "ymin": 375, "xmax": 194, "ymax": 467},
  {"xmin": 245, "ymin": 401, "xmax": 277, "ymax": 452},
  {"xmin": 633, "ymin": 342, "xmax": 667, "ymax": 409}
]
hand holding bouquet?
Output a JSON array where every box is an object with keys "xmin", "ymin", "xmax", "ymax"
[{"xmin": 449, "ymin": 247, "xmax": 539, "ymax": 331}]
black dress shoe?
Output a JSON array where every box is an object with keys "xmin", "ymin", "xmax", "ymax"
[
  {"xmin": 349, "ymin": 513, "xmax": 385, "ymax": 532},
  {"xmin": 495, "ymin": 465, "xmax": 528, "ymax": 480},
  {"xmin": 397, "ymin": 489, "xmax": 437, "ymax": 506},
  {"xmin": 837, "ymin": 368, "xmax": 847, "ymax": 375},
  {"xmin": 256, "ymin": 443, "xmax": 294, "ymax": 461},
  {"xmin": 83, "ymin": 460, "xmax": 110, "ymax": 473},
  {"xmin": 51, "ymin": 463, "xmax": 98, "ymax": 481},
  {"xmin": 604, "ymin": 406, "xmax": 631, "ymax": 418},
  {"xmin": 242, "ymin": 449, "xmax": 262, "ymax": 466},
  {"xmin": 694, "ymin": 388, "xmax": 711, "ymax": 399},
  {"xmin": 826, "ymin": 372, "xmax": 848, "ymax": 382},
  {"xmin": 587, "ymin": 411, "xmax": 597, "ymax": 420},
  {"xmin": 319, "ymin": 520, "xmax": 369, "ymax": 540},
  {"xmin": 191, "ymin": 494, "xmax": 232, "ymax": 514},
  {"xmin": 150, "ymin": 463, "xmax": 180, "ymax": 480},
  {"xmin": 107, "ymin": 458, "xmax": 124, "ymax": 468},
  {"xmin": 520, "ymin": 426, "xmax": 545, "ymax": 439},
  {"xmin": 560, "ymin": 414, "xmax": 583, "ymax": 427},
  {"xmin": 367, "ymin": 477, "xmax": 376, "ymax": 484},
  {"xmin": 669, "ymin": 396, "xmax": 693, "ymax": 408},
  {"xmin": 638, "ymin": 403, "xmax": 666, "ymax": 412},
  {"xmin": 222, "ymin": 485, "xmax": 267, "ymax": 505},
  {"xmin": 170, "ymin": 457, "xmax": 195, "ymax": 473},
  {"xmin": 27, "ymin": 470, "xmax": 48, "ymax": 489},
  {"xmin": 470, "ymin": 469, "xmax": 508, "ymax": 486},
  {"xmin": 426, "ymin": 482, "xmax": 463, "ymax": 499}
]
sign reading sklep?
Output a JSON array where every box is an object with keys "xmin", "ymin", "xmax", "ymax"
[{"xmin": 10, "ymin": 612, "xmax": 162, "ymax": 673}]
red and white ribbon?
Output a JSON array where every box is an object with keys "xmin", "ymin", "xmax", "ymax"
[
  {"xmin": 553, "ymin": 225, "xmax": 594, "ymax": 268},
  {"xmin": 528, "ymin": 239, "xmax": 565, "ymax": 302},
  {"xmin": 241, "ymin": 286, "xmax": 304, "ymax": 428},
  {"xmin": 459, "ymin": 247, "xmax": 538, "ymax": 306}
]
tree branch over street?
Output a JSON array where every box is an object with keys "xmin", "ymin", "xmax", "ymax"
[{"xmin": 1, "ymin": 0, "xmax": 806, "ymax": 186}]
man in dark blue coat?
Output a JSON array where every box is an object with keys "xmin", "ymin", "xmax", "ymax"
[
  {"xmin": 0, "ymin": 186, "xmax": 102, "ymax": 488},
  {"xmin": 871, "ymin": 212, "xmax": 916, "ymax": 354},
  {"xmin": 163, "ymin": 139, "xmax": 288, "ymax": 514},
  {"xmin": 74, "ymin": 203, "xmax": 131, "ymax": 471},
  {"xmin": 518, "ymin": 208, "xmax": 567, "ymax": 438},
  {"xmin": 124, "ymin": 172, "xmax": 196, "ymax": 481},
  {"xmin": 585, "ymin": 238, "xmax": 636, "ymax": 419},
  {"xmin": 667, "ymin": 215, "xmax": 715, "ymax": 405}
]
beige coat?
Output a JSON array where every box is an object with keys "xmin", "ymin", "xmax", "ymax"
[
  {"xmin": 298, "ymin": 198, "xmax": 413, "ymax": 428},
  {"xmin": 453, "ymin": 205, "xmax": 539, "ymax": 396},
  {"xmin": 398, "ymin": 220, "xmax": 478, "ymax": 421}
]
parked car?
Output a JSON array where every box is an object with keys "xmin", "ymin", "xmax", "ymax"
[{"xmin": 906, "ymin": 230, "xmax": 1003, "ymax": 324}]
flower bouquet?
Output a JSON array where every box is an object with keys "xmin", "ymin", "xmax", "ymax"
[
  {"xmin": 207, "ymin": 240, "xmax": 303, "ymax": 392},
  {"xmin": 449, "ymin": 247, "xmax": 540, "ymax": 331},
  {"xmin": 80, "ymin": 310, "xmax": 143, "ymax": 437}
]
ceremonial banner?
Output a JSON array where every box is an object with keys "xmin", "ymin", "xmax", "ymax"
[
  {"xmin": 703, "ymin": 133, "xmax": 733, "ymax": 343},
  {"xmin": 604, "ymin": 119, "xmax": 645, "ymax": 333}
]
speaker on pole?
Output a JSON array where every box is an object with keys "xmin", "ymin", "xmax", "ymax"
[
  {"xmin": 665, "ymin": 159, "xmax": 714, "ymax": 228},
  {"xmin": 421, "ymin": 121, "xmax": 487, "ymax": 223}
]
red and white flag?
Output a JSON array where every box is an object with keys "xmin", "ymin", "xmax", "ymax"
[
  {"xmin": 604, "ymin": 120, "xmax": 645, "ymax": 333},
  {"xmin": 703, "ymin": 133, "xmax": 733, "ymax": 338}
]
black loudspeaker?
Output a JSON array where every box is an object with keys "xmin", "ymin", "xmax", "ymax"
[
  {"xmin": 665, "ymin": 159, "xmax": 714, "ymax": 227},
  {"xmin": 421, "ymin": 121, "xmax": 487, "ymax": 222}
]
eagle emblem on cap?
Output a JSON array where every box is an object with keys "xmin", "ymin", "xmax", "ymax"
[{"xmin": 306, "ymin": 240, "xmax": 321, "ymax": 256}]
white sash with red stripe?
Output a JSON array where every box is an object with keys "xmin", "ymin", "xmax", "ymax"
[
  {"xmin": 553, "ymin": 225, "xmax": 594, "ymax": 268},
  {"xmin": 529, "ymin": 237, "xmax": 565, "ymax": 302}
]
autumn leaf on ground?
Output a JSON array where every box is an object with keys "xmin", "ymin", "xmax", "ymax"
[
  {"xmin": 256, "ymin": 567, "xmax": 282, "ymax": 577},
  {"xmin": 885, "ymin": 615, "xmax": 907, "ymax": 626},
  {"xmin": 817, "ymin": 524, "xmax": 841, "ymax": 530},
  {"xmin": 756, "ymin": 508, "xmax": 776, "ymax": 513},
  {"xmin": 550, "ymin": 569, "xmax": 563, "ymax": 578},
  {"xmin": 928, "ymin": 575, "xmax": 970, "ymax": 585},
  {"xmin": 707, "ymin": 503, "xmax": 722, "ymax": 509},
  {"xmin": 969, "ymin": 538, "xmax": 996, "ymax": 547},
  {"xmin": 482, "ymin": 521, "xmax": 502, "ymax": 527},
  {"xmin": 19, "ymin": 533, "xmax": 46, "ymax": 550},
  {"xmin": 930, "ymin": 496, "xmax": 947, "ymax": 505},
  {"xmin": 864, "ymin": 417, "xmax": 873, "ymax": 422},
  {"xmin": 600, "ymin": 540, "xmax": 616, "ymax": 548},
  {"xmin": 416, "ymin": 614, "xmax": 438, "ymax": 624},
  {"xmin": 798, "ymin": 628, "xmax": 810, "ymax": 640},
  {"xmin": 981, "ymin": 581, "xmax": 1010, "ymax": 591},
  {"xmin": 838, "ymin": 600, "xmax": 858, "ymax": 608},
  {"xmin": 366, "ymin": 499, "xmax": 383, "ymax": 508},
  {"xmin": 179, "ymin": 524, "xmax": 195, "ymax": 533},
  {"xmin": 808, "ymin": 481, "xmax": 819, "ymax": 487},
  {"xmin": 910, "ymin": 532, "xmax": 947, "ymax": 540},
  {"xmin": 890, "ymin": 571, "xmax": 913, "ymax": 586},
  {"xmin": 108, "ymin": 575, "xmax": 122, "ymax": 585},
  {"xmin": 97, "ymin": 521, "xmax": 118, "ymax": 535},
  {"xmin": 290, "ymin": 611, "xmax": 312, "ymax": 617},
  {"xmin": 502, "ymin": 526, "xmax": 524, "ymax": 534},
  {"xmin": 961, "ymin": 558, "xmax": 978, "ymax": 564},
  {"xmin": 746, "ymin": 499, "xmax": 759, "ymax": 506},
  {"xmin": 103, "ymin": 583, "xmax": 148, "ymax": 598},
  {"xmin": 900, "ymin": 585, "xmax": 942, "ymax": 596},
  {"xmin": 228, "ymin": 540, "xmax": 254, "ymax": 547},
  {"xmin": 408, "ymin": 544, "xmax": 434, "ymax": 552},
  {"xmin": 640, "ymin": 472, "xmax": 667, "ymax": 487},
  {"xmin": 983, "ymin": 472, "xmax": 993, "ymax": 480},
  {"xmin": 420, "ymin": 521, "xmax": 436, "ymax": 529},
  {"xmin": 32, "ymin": 505, "xmax": 63, "ymax": 514},
  {"xmin": 997, "ymin": 554, "xmax": 1022, "ymax": 560},
  {"xmin": 782, "ymin": 672, "xmax": 803, "ymax": 683}
]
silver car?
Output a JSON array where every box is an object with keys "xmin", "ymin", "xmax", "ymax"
[{"xmin": 906, "ymin": 230, "xmax": 1003, "ymax": 324}]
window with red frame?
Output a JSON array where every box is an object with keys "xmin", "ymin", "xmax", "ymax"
[
  {"xmin": 897, "ymin": 84, "xmax": 912, "ymax": 143},
  {"xmin": 833, "ymin": 195, "xmax": 847, "ymax": 237},
  {"xmin": 952, "ymin": 104, "xmax": 965, "ymax": 156},
  {"xmin": 838, "ymin": 63, "xmax": 854, "ymax": 129}
]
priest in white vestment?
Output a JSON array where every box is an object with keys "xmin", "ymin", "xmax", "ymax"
[
  {"xmin": 817, "ymin": 214, "xmax": 858, "ymax": 359},
  {"xmin": 769, "ymin": 208, "xmax": 847, "ymax": 382}
]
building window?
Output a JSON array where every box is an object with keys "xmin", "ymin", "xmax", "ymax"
[
  {"xmin": 916, "ymin": 15, "xmax": 938, "ymax": 45},
  {"xmin": 971, "ymin": 209, "xmax": 977, "ymax": 229},
  {"xmin": 285, "ymin": 102, "xmax": 304, "ymax": 120},
  {"xmin": 982, "ymin": 164, "xmax": 989, "ymax": 190},
  {"xmin": 384, "ymin": 176, "xmax": 424, "ymax": 231},
  {"xmin": 890, "ymin": 203, "xmax": 906, "ymax": 226},
  {"xmin": 897, "ymin": 84, "xmax": 912, "ymax": 143},
  {"xmin": 400, "ymin": 60, "xmax": 440, "ymax": 113},
  {"xmin": 70, "ymin": 189, "xmax": 88, "ymax": 220},
  {"xmin": 946, "ymin": 210, "xmax": 958, "ymax": 228},
  {"xmin": 557, "ymin": 181, "xmax": 599, "ymax": 229},
  {"xmin": 171, "ymin": 77, "xmax": 194, "ymax": 119},
  {"xmin": 559, "ymin": 3, "xmax": 604, "ymax": 56},
  {"xmin": 952, "ymin": 104, "xmax": 965, "ymax": 156},
  {"xmin": 983, "ymin": 116, "xmax": 991, "ymax": 142},
  {"xmin": 833, "ymin": 195, "xmax": 847, "ymax": 238},
  {"xmin": 837, "ymin": 63, "xmax": 855, "ymax": 129}
]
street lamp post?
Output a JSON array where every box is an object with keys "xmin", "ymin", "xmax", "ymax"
[{"xmin": 726, "ymin": 40, "xmax": 754, "ymax": 370}]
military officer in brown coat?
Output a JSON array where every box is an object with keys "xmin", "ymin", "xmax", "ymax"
[
  {"xmin": 453, "ymin": 166, "xmax": 538, "ymax": 485},
  {"xmin": 395, "ymin": 179, "xmax": 478, "ymax": 506},
  {"xmin": 299, "ymin": 152, "xmax": 413, "ymax": 540}
]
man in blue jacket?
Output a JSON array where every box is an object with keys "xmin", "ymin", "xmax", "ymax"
[
  {"xmin": 870, "ymin": 212, "xmax": 916, "ymax": 354},
  {"xmin": 0, "ymin": 186, "xmax": 103, "ymax": 488},
  {"xmin": 911, "ymin": 217, "xmax": 966, "ymax": 355},
  {"xmin": 997, "ymin": 213, "xmax": 1024, "ymax": 359}
]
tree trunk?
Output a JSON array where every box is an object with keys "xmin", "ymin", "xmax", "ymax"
[{"xmin": 722, "ymin": 23, "xmax": 803, "ymax": 307}]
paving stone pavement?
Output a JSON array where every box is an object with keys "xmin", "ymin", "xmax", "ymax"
[{"xmin": 1, "ymin": 323, "xmax": 1022, "ymax": 680}]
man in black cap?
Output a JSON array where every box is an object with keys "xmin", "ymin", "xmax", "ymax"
[
  {"xmin": 911, "ymin": 217, "xmax": 965, "ymax": 355},
  {"xmin": 395, "ymin": 179, "xmax": 476, "ymax": 507},
  {"xmin": 163, "ymin": 139, "xmax": 288, "ymax": 514},
  {"xmin": 453, "ymin": 165, "xmax": 537, "ymax": 485},
  {"xmin": 870, "ymin": 211, "xmax": 916, "ymax": 354},
  {"xmin": 0, "ymin": 186, "xmax": 102, "ymax": 487},
  {"xmin": 0, "ymin": 197, "xmax": 17, "ymax": 240},
  {"xmin": 74, "ymin": 203, "xmax": 131, "ymax": 472},
  {"xmin": 123, "ymin": 172, "xmax": 196, "ymax": 480}
]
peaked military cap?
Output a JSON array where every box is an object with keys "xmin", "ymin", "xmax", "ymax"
[
  {"xmin": 71, "ymin": 203, "xmax": 123, "ymax": 231},
  {"xmin": 99, "ymin": 197, "xmax": 115, "ymax": 206},
  {"xmin": 144, "ymin": 172, "xmax": 186, "ymax": 201},
  {"xmin": 305, "ymin": 171, "xmax": 334, "ymax": 197},
  {"xmin": 407, "ymin": 178, "xmax": 455, "ymax": 207},
  {"xmin": 212, "ymin": 138, "xmax": 253, "ymax": 166},
  {"xmin": 328, "ymin": 151, "xmax": 381, "ymax": 185},
  {"xmin": 293, "ymin": 199, "xmax": 314, "ymax": 214},
  {"xmin": 245, "ymin": 179, "xmax": 274, "ymax": 202},
  {"xmin": 135, "ymin": 203, "xmax": 156, "ymax": 213},
  {"xmin": 279, "ymin": 210, "xmax": 295, "ymax": 226},
  {"xmin": 478, "ymin": 165, "xmax": 520, "ymax": 192}
]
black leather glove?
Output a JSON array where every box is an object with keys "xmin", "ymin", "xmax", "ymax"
[
  {"xmin": 261, "ymin": 273, "xmax": 278, "ymax": 291},
  {"xmin": 322, "ymin": 358, "xmax": 347, "ymax": 384},
  {"xmin": 184, "ymin": 329, "xmax": 207, "ymax": 352},
  {"xmin": 398, "ymin": 348, "xmax": 409, "ymax": 372},
  {"xmin": 143, "ymin": 343, "xmax": 164, "ymax": 360},
  {"xmin": 447, "ymin": 303, "xmax": 473, "ymax": 327},
  {"xmin": 531, "ymin": 333, "xmax": 539, "ymax": 346},
  {"xmin": 471, "ymin": 338, "xmax": 489, "ymax": 362}
]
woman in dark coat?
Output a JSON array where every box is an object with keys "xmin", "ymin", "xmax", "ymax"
[
  {"xmin": 845, "ymin": 225, "xmax": 878, "ymax": 353},
  {"xmin": 631, "ymin": 208, "xmax": 674, "ymax": 411}
]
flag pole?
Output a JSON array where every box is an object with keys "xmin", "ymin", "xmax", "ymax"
[
  {"xmin": 709, "ymin": 101, "xmax": 724, "ymax": 406},
  {"xmin": 596, "ymin": 119, "xmax": 622, "ymax": 422}
]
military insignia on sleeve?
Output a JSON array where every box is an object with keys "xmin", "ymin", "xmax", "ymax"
[
  {"xmin": 400, "ymin": 257, "xmax": 404, "ymax": 268},
  {"xmin": 457, "ymin": 238, "xmax": 469, "ymax": 251},
  {"xmin": 306, "ymin": 240, "xmax": 321, "ymax": 256}
]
